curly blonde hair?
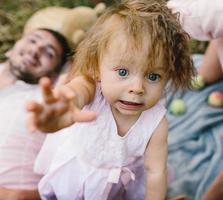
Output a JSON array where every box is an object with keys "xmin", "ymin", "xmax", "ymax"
[{"xmin": 68, "ymin": 0, "xmax": 195, "ymax": 90}]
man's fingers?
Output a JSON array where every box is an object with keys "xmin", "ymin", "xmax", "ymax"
[
  {"xmin": 73, "ymin": 109, "xmax": 96, "ymax": 122},
  {"xmin": 40, "ymin": 77, "xmax": 56, "ymax": 103}
]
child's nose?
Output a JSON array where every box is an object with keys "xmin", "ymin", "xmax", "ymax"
[{"xmin": 129, "ymin": 79, "xmax": 144, "ymax": 95}]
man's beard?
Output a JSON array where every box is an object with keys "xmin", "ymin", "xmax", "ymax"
[
  {"xmin": 9, "ymin": 61, "xmax": 51, "ymax": 84},
  {"xmin": 13, "ymin": 70, "xmax": 40, "ymax": 84}
]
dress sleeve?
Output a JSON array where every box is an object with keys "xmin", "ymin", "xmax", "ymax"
[{"xmin": 167, "ymin": 0, "xmax": 223, "ymax": 40}]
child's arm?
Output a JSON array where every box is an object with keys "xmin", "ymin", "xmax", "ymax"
[
  {"xmin": 0, "ymin": 187, "xmax": 40, "ymax": 200},
  {"xmin": 144, "ymin": 116, "xmax": 168, "ymax": 200},
  {"xmin": 26, "ymin": 76, "xmax": 96, "ymax": 133}
]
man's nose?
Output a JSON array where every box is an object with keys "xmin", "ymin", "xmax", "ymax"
[
  {"xmin": 29, "ymin": 44, "xmax": 41, "ymax": 59},
  {"xmin": 129, "ymin": 78, "xmax": 144, "ymax": 95}
]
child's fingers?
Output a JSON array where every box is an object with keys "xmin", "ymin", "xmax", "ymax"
[
  {"xmin": 27, "ymin": 114, "xmax": 37, "ymax": 133},
  {"xmin": 73, "ymin": 108, "xmax": 96, "ymax": 122},
  {"xmin": 26, "ymin": 101, "xmax": 44, "ymax": 132},
  {"xmin": 26, "ymin": 101, "xmax": 43, "ymax": 114},
  {"xmin": 56, "ymin": 85, "xmax": 75, "ymax": 101},
  {"xmin": 40, "ymin": 77, "xmax": 56, "ymax": 103},
  {"xmin": 53, "ymin": 87, "xmax": 75, "ymax": 115}
]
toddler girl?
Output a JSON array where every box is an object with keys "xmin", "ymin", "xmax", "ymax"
[{"xmin": 27, "ymin": 0, "xmax": 195, "ymax": 199}]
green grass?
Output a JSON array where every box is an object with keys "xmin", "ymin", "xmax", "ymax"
[
  {"xmin": 0, "ymin": 0, "xmax": 207, "ymax": 62},
  {"xmin": 0, "ymin": 0, "xmax": 113, "ymax": 61}
]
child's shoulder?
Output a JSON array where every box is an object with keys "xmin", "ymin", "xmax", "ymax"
[
  {"xmin": 140, "ymin": 102, "xmax": 166, "ymax": 131},
  {"xmin": 144, "ymin": 102, "xmax": 166, "ymax": 117}
]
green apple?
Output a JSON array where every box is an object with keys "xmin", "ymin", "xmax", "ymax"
[
  {"xmin": 191, "ymin": 75, "xmax": 205, "ymax": 90},
  {"xmin": 170, "ymin": 99, "xmax": 186, "ymax": 115}
]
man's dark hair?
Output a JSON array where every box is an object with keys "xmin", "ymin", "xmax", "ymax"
[{"xmin": 39, "ymin": 28, "xmax": 72, "ymax": 73}]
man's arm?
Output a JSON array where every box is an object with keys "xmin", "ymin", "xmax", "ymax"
[{"xmin": 144, "ymin": 116, "xmax": 168, "ymax": 200}]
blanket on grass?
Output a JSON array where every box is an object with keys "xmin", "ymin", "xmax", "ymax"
[{"xmin": 166, "ymin": 55, "xmax": 223, "ymax": 200}]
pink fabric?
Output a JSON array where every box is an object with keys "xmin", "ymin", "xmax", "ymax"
[
  {"xmin": 36, "ymin": 85, "xmax": 166, "ymax": 200},
  {"xmin": 167, "ymin": 0, "xmax": 223, "ymax": 71},
  {"xmin": 167, "ymin": 0, "xmax": 223, "ymax": 40},
  {"xmin": 0, "ymin": 78, "xmax": 45, "ymax": 189},
  {"xmin": 102, "ymin": 167, "xmax": 135, "ymax": 199}
]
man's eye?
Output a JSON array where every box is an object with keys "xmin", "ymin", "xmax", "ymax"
[
  {"xmin": 118, "ymin": 69, "xmax": 128, "ymax": 77},
  {"xmin": 147, "ymin": 73, "xmax": 161, "ymax": 81},
  {"xmin": 46, "ymin": 52, "xmax": 54, "ymax": 59},
  {"xmin": 29, "ymin": 39, "xmax": 36, "ymax": 44}
]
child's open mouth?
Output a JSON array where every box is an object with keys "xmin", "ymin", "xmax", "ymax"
[{"xmin": 118, "ymin": 100, "xmax": 144, "ymax": 110}]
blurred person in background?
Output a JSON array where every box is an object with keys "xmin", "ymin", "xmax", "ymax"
[{"xmin": 0, "ymin": 28, "xmax": 71, "ymax": 200}]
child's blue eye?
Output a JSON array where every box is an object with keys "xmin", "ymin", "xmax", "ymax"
[
  {"xmin": 118, "ymin": 69, "xmax": 128, "ymax": 77},
  {"xmin": 147, "ymin": 73, "xmax": 160, "ymax": 81}
]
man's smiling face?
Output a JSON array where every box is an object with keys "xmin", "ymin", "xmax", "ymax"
[{"xmin": 7, "ymin": 30, "xmax": 63, "ymax": 83}]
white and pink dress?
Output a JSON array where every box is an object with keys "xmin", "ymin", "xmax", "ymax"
[{"xmin": 35, "ymin": 85, "xmax": 166, "ymax": 200}]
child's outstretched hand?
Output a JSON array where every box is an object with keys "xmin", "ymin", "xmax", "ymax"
[{"xmin": 26, "ymin": 77, "xmax": 96, "ymax": 133}]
